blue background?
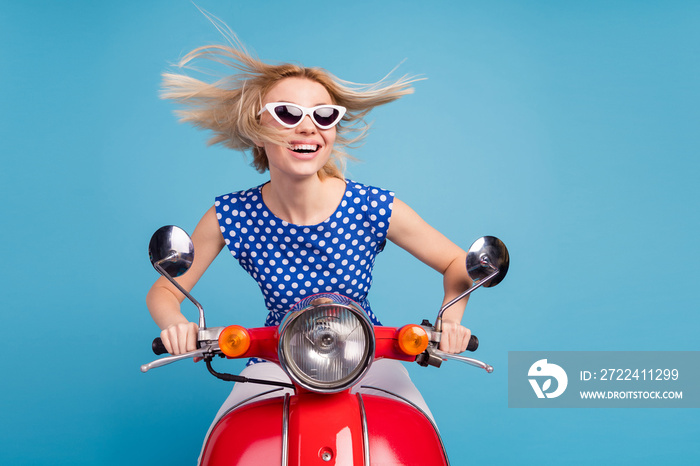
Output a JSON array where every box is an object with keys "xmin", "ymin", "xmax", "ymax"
[{"xmin": 2, "ymin": 1, "xmax": 698, "ymax": 464}]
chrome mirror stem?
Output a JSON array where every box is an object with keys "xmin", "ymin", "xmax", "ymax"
[
  {"xmin": 434, "ymin": 268, "xmax": 499, "ymax": 332},
  {"xmin": 154, "ymin": 260, "xmax": 206, "ymax": 330}
]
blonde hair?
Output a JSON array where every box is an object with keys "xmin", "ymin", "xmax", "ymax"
[{"xmin": 161, "ymin": 29, "xmax": 419, "ymax": 178}]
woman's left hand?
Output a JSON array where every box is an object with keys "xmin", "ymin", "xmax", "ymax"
[{"xmin": 439, "ymin": 321, "xmax": 472, "ymax": 353}]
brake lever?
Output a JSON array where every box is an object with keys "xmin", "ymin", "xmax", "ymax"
[
  {"xmin": 140, "ymin": 343, "xmax": 219, "ymax": 373},
  {"xmin": 430, "ymin": 348, "xmax": 494, "ymax": 373}
]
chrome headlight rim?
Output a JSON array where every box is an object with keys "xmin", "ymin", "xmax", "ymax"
[{"xmin": 278, "ymin": 296, "xmax": 375, "ymax": 393}]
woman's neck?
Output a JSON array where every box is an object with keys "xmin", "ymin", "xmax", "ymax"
[{"xmin": 262, "ymin": 173, "xmax": 346, "ymax": 226}]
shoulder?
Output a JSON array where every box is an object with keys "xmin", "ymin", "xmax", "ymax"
[
  {"xmin": 215, "ymin": 185, "xmax": 263, "ymax": 209},
  {"xmin": 345, "ymin": 180, "xmax": 395, "ymax": 205},
  {"xmin": 215, "ymin": 185, "xmax": 268, "ymax": 221},
  {"xmin": 345, "ymin": 180, "xmax": 394, "ymax": 239},
  {"xmin": 214, "ymin": 185, "xmax": 266, "ymax": 253}
]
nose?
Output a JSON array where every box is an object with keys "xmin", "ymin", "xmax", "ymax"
[{"xmin": 295, "ymin": 114, "xmax": 316, "ymax": 133}]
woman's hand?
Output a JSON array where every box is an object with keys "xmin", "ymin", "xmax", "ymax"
[
  {"xmin": 438, "ymin": 321, "xmax": 472, "ymax": 354},
  {"xmin": 160, "ymin": 321, "xmax": 199, "ymax": 355},
  {"xmin": 147, "ymin": 206, "xmax": 225, "ymax": 358}
]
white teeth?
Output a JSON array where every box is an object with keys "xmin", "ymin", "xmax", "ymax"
[{"xmin": 292, "ymin": 144, "xmax": 318, "ymax": 151}]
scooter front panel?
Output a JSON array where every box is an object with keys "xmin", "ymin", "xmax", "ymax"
[
  {"xmin": 201, "ymin": 397, "xmax": 284, "ymax": 465},
  {"xmin": 362, "ymin": 394, "xmax": 448, "ymax": 465},
  {"xmin": 287, "ymin": 391, "xmax": 366, "ymax": 465}
]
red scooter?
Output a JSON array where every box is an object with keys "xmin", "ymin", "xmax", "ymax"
[{"xmin": 142, "ymin": 226, "xmax": 509, "ymax": 465}]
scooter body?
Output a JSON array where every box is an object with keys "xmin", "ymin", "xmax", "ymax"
[
  {"xmin": 202, "ymin": 390, "xmax": 447, "ymax": 466},
  {"xmin": 199, "ymin": 324, "xmax": 448, "ymax": 465},
  {"xmin": 144, "ymin": 227, "xmax": 509, "ymax": 466}
]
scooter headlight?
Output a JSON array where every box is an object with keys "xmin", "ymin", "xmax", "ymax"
[{"xmin": 278, "ymin": 294, "xmax": 375, "ymax": 393}]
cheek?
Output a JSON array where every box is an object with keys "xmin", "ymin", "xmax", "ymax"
[
  {"xmin": 265, "ymin": 143, "xmax": 284, "ymax": 157},
  {"xmin": 323, "ymin": 128, "xmax": 337, "ymax": 146}
]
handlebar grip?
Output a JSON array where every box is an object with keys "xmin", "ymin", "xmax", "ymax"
[
  {"xmin": 466, "ymin": 335, "xmax": 479, "ymax": 352},
  {"xmin": 152, "ymin": 337, "xmax": 169, "ymax": 355}
]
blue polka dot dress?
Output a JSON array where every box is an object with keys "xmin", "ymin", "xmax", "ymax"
[{"xmin": 214, "ymin": 180, "xmax": 394, "ymax": 329}]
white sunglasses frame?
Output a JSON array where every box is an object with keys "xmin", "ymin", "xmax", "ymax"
[{"xmin": 258, "ymin": 102, "xmax": 347, "ymax": 129}]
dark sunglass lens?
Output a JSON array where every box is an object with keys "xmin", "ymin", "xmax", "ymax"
[
  {"xmin": 313, "ymin": 107, "xmax": 340, "ymax": 127},
  {"xmin": 274, "ymin": 105, "xmax": 303, "ymax": 125}
]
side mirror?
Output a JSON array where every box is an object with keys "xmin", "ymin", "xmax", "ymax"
[
  {"xmin": 148, "ymin": 225, "xmax": 206, "ymax": 330},
  {"xmin": 435, "ymin": 236, "xmax": 509, "ymax": 330},
  {"xmin": 148, "ymin": 225, "xmax": 195, "ymax": 278},
  {"xmin": 466, "ymin": 236, "xmax": 509, "ymax": 287}
]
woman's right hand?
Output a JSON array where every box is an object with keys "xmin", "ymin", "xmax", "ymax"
[
  {"xmin": 147, "ymin": 206, "xmax": 224, "ymax": 356},
  {"xmin": 160, "ymin": 321, "xmax": 199, "ymax": 355}
]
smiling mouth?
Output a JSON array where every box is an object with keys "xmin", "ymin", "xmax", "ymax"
[{"xmin": 291, "ymin": 144, "xmax": 319, "ymax": 154}]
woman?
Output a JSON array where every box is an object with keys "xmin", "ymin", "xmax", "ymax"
[{"xmin": 146, "ymin": 37, "xmax": 473, "ymax": 429}]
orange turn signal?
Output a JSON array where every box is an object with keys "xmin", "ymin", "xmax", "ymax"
[
  {"xmin": 397, "ymin": 324, "xmax": 429, "ymax": 356},
  {"xmin": 218, "ymin": 325, "xmax": 251, "ymax": 358}
]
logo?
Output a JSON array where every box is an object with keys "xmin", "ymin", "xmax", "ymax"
[{"xmin": 528, "ymin": 359, "xmax": 568, "ymax": 398}]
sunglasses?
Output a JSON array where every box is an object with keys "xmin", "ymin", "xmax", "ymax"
[{"xmin": 258, "ymin": 102, "xmax": 346, "ymax": 130}]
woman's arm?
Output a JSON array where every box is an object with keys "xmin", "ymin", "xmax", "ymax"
[
  {"xmin": 387, "ymin": 198, "xmax": 473, "ymax": 353},
  {"xmin": 146, "ymin": 206, "xmax": 225, "ymax": 354}
]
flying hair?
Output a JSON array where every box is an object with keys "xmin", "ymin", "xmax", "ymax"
[{"xmin": 161, "ymin": 8, "xmax": 421, "ymax": 178}]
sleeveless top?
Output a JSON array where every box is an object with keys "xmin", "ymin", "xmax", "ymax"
[{"xmin": 214, "ymin": 180, "xmax": 394, "ymax": 328}]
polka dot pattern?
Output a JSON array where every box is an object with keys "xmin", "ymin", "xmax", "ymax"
[{"xmin": 215, "ymin": 180, "xmax": 394, "ymax": 328}]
